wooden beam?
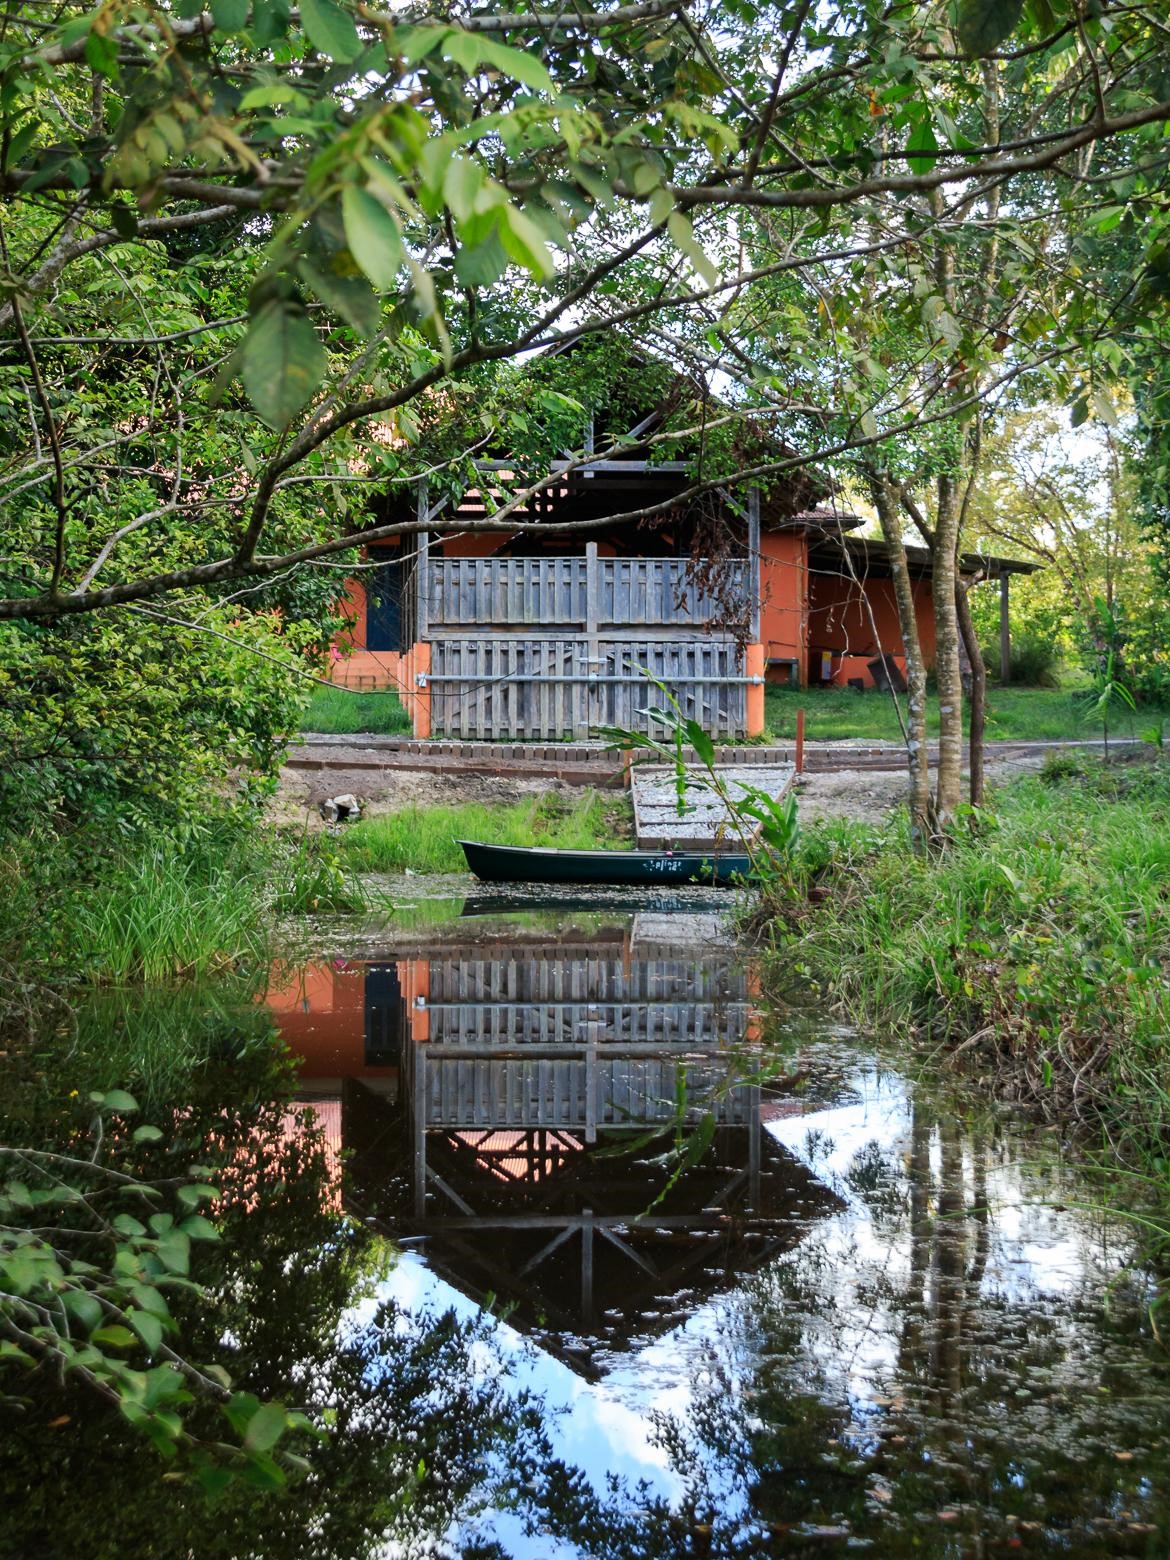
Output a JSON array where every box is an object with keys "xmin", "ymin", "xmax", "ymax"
[
  {"xmin": 416, "ymin": 481, "xmax": 430, "ymax": 641},
  {"xmin": 747, "ymin": 486, "xmax": 761, "ymax": 642}
]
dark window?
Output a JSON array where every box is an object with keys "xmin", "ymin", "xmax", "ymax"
[
  {"xmin": 366, "ymin": 558, "xmax": 402, "ymax": 651},
  {"xmin": 364, "ymin": 965, "xmax": 403, "ymax": 1066}
]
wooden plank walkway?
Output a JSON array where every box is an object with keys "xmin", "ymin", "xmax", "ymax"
[{"xmin": 631, "ymin": 763, "xmax": 795, "ymax": 849}]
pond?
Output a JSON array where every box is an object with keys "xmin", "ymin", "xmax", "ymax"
[{"xmin": 2, "ymin": 890, "xmax": 1168, "ymax": 1558}]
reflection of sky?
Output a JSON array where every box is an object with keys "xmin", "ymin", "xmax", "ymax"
[{"xmin": 334, "ymin": 971, "xmax": 1161, "ymax": 1560}]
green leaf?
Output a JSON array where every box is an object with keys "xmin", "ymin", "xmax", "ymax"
[
  {"xmin": 128, "ymin": 1309, "xmax": 163, "ymax": 1354},
  {"xmin": 62, "ymin": 1290, "xmax": 103, "ymax": 1332},
  {"xmin": 178, "ymin": 1214, "xmax": 220, "ymax": 1242},
  {"xmin": 239, "ymin": 82, "xmax": 313, "ymax": 111},
  {"xmin": 906, "ymin": 114, "xmax": 938, "ymax": 174},
  {"xmin": 244, "ymin": 1400, "xmax": 288, "ymax": 1453},
  {"xmin": 684, "ymin": 719, "xmax": 716, "ymax": 769},
  {"xmin": 956, "ymin": 0, "xmax": 1026, "ymax": 56},
  {"xmin": 476, "ymin": 37, "xmax": 554, "ymax": 92},
  {"xmin": 91, "ymin": 1325, "xmax": 137, "ymax": 1350},
  {"xmin": 453, "ymin": 230, "xmax": 508, "ymax": 287},
  {"xmin": 210, "ymin": 0, "xmax": 249, "ymax": 31},
  {"xmin": 498, "ymin": 205, "xmax": 555, "ymax": 280},
  {"xmin": 175, "ymin": 1183, "xmax": 218, "ymax": 1210},
  {"xmin": 667, "ymin": 210, "xmax": 716, "ymax": 287},
  {"xmin": 156, "ymin": 1229, "xmax": 191, "ymax": 1276},
  {"xmin": 84, "ymin": 30, "xmax": 119, "ymax": 76},
  {"xmin": 241, "ymin": 302, "xmax": 326, "ymax": 429},
  {"xmin": 299, "ymin": 0, "xmax": 362, "ymax": 61},
  {"xmin": 299, "ymin": 261, "xmax": 381, "ymax": 336},
  {"xmin": 132, "ymin": 1124, "xmax": 164, "ymax": 1144},
  {"xmin": 93, "ymin": 1089, "xmax": 139, "ymax": 1114},
  {"xmin": 442, "ymin": 154, "xmax": 484, "ymax": 222},
  {"xmin": 341, "ymin": 185, "xmax": 404, "ymax": 292}
]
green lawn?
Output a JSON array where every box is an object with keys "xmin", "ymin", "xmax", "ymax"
[
  {"xmin": 764, "ymin": 684, "xmax": 1166, "ymax": 744},
  {"xmin": 300, "ymin": 684, "xmax": 412, "ymax": 735}
]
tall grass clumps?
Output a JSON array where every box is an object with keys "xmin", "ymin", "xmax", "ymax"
[
  {"xmin": 68, "ymin": 836, "xmax": 273, "ymax": 985},
  {"xmin": 340, "ymin": 791, "xmax": 630, "ymax": 874},
  {"xmin": 773, "ymin": 763, "xmax": 1170, "ymax": 1137},
  {"xmin": 0, "ymin": 823, "xmax": 280, "ymax": 991}
]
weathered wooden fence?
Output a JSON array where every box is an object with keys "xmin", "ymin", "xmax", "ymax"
[
  {"xmin": 426, "ymin": 553, "xmax": 749, "ymax": 630},
  {"xmin": 427, "ymin": 637, "xmax": 748, "ymax": 738}
]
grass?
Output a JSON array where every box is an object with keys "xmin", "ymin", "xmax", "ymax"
[
  {"xmin": 769, "ymin": 759, "xmax": 1170, "ymax": 1160},
  {"xmin": 339, "ymin": 790, "xmax": 632, "ymax": 874},
  {"xmin": 763, "ymin": 683, "xmax": 1169, "ymax": 744},
  {"xmin": 65, "ymin": 837, "xmax": 274, "ymax": 985},
  {"xmin": 0, "ymin": 822, "xmax": 374, "ymax": 991},
  {"xmin": 300, "ymin": 683, "xmax": 412, "ymax": 735}
]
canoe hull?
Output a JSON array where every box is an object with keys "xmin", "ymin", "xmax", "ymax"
[{"xmin": 458, "ymin": 839, "xmax": 751, "ymax": 887}]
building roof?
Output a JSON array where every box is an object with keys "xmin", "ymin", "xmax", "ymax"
[{"xmin": 810, "ymin": 531, "xmax": 1041, "ymax": 580}]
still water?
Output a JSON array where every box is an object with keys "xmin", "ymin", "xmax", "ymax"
[
  {"xmin": 2, "ymin": 891, "xmax": 1168, "ymax": 1558},
  {"xmin": 268, "ymin": 893, "xmax": 1169, "ymax": 1557}
]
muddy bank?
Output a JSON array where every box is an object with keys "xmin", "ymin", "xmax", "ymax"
[{"xmin": 270, "ymin": 752, "xmax": 1052, "ymax": 831}]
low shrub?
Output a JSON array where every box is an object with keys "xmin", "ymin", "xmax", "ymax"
[{"xmin": 980, "ymin": 632, "xmax": 1062, "ymax": 687}]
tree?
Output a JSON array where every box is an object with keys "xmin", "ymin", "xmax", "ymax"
[{"xmin": 1, "ymin": 0, "xmax": 1168, "ymax": 634}]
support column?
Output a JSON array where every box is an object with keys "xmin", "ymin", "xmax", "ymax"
[
  {"xmin": 746, "ymin": 641, "xmax": 765, "ymax": 738},
  {"xmin": 999, "ymin": 572, "xmax": 1011, "ymax": 684},
  {"xmin": 412, "ymin": 641, "xmax": 432, "ymax": 739},
  {"xmin": 584, "ymin": 541, "xmax": 600, "ymax": 739},
  {"xmin": 416, "ymin": 481, "xmax": 430, "ymax": 640},
  {"xmin": 747, "ymin": 486, "xmax": 761, "ymax": 642}
]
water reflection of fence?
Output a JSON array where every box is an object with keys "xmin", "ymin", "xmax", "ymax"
[
  {"xmin": 418, "ymin": 1043, "xmax": 756, "ymax": 1134},
  {"xmin": 418, "ymin": 952, "xmax": 752, "ymax": 1135}
]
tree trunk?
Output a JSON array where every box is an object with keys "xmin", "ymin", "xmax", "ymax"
[
  {"xmin": 931, "ymin": 473, "xmax": 964, "ymax": 831},
  {"xmin": 870, "ymin": 473, "xmax": 934, "ymax": 848},
  {"xmin": 955, "ymin": 578, "xmax": 986, "ymax": 806}
]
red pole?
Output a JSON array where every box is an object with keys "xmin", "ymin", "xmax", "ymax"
[{"xmin": 795, "ymin": 707, "xmax": 805, "ymax": 774}]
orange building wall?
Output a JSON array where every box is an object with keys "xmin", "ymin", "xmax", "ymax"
[
  {"xmin": 758, "ymin": 530, "xmax": 807, "ymax": 683},
  {"xmin": 806, "ymin": 570, "xmax": 936, "ymax": 688}
]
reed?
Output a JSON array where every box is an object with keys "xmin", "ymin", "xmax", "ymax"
[{"xmin": 68, "ymin": 838, "xmax": 273, "ymax": 984}]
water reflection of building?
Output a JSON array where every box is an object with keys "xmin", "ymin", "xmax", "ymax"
[{"xmin": 267, "ymin": 915, "xmax": 840, "ymax": 1375}]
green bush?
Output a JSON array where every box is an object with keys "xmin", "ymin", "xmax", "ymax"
[{"xmin": 980, "ymin": 632, "xmax": 1062, "ymax": 687}]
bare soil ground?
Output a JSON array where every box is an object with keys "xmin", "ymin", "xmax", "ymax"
[
  {"xmin": 269, "ymin": 763, "xmax": 572, "ymax": 828},
  {"xmin": 793, "ymin": 751, "xmax": 1050, "ymax": 825}
]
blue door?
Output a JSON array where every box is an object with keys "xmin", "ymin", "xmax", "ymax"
[{"xmin": 366, "ymin": 558, "xmax": 402, "ymax": 651}]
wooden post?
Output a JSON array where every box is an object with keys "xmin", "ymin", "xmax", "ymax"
[
  {"xmin": 583, "ymin": 541, "xmax": 599, "ymax": 741},
  {"xmin": 745, "ymin": 642, "xmax": 765, "ymax": 738},
  {"xmin": 795, "ymin": 707, "xmax": 805, "ymax": 773},
  {"xmin": 412, "ymin": 1039, "xmax": 427, "ymax": 1219},
  {"xmin": 747, "ymin": 486, "xmax": 761, "ymax": 642},
  {"xmin": 416, "ymin": 481, "xmax": 430, "ymax": 640},
  {"xmin": 999, "ymin": 571, "xmax": 1011, "ymax": 684}
]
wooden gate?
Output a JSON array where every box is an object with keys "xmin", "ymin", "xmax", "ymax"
[{"xmin": 426, "ymin": 637, "xmax": 748, "ymax": 739}]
